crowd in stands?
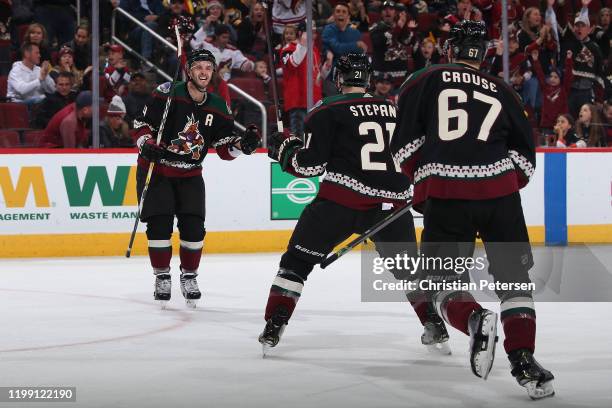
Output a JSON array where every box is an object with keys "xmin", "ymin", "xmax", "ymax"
[{"xmin": 0, "ymin": 0, "xmax": 611, "ymax": 148}]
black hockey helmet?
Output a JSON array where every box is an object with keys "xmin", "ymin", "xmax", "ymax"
[
  {"xmin": 334, "ymin": 53, "xmax": 372, "ymax": 90},
  {"xmin": 443, "ymin": 20, "xmax": 488, "ymax": 62},
  {"xmin": 187, "ymin": 49, "xmax": 217, "ymax": 71}
]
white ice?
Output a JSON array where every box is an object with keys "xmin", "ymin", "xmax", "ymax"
[{"xmin": 0, "ymin": 253, "xmax": 611, "ymax": 408}]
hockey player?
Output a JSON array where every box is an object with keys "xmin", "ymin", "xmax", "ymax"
[
  {"xmin": 260, "ymin": 53, "xmax": 450, "ymax": 355},
  {"xmin": 134, "ymin": 49, "xmax": 260, "ymax": 308},
  {"xmin": 390, "ymin": 21, "xmax": 554, "ymax": 399}
]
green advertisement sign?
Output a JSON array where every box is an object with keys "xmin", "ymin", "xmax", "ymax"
[{"xmin": 270, "ymin": 163, "xmax": 320, "ymax": 220}]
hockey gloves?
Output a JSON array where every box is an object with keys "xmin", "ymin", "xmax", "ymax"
[
  {"xmin": 268, "ymin": 130, "xmax": 303, "ymax": 171},
  {"xmin": 140, "ymin": 138, "xmax": 166, "ymax": 163},
  {"xmin": 240, "ymin": 124, "xmax": 261, "ymax": 155}
]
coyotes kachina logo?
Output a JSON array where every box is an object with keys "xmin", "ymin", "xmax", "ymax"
[{"xmin": 169, "ymin": 114, "xmax": 205, "ymax": 160}]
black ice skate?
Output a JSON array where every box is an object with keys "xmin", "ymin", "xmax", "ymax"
[
  {"xmin": 180, "ymin": 272, "xmax": 201, "ymax": 309},
  {"xmin": 154, "ymin": 273, "xmax": 171, "ymax": 309},
  {"xmin": 508, "ymin": 348, "xmax": 555, "ymax": 400},
  {"xmin": 468, "ymin": 308, "xmax": 498, "ymax": 380},
  {"xmin": 258, "ymin": 306, "xmax": 289, "ymax": 357},
  {"xmin": 421, "ymin": 312, "xmax": 451, "ymax": 355}
]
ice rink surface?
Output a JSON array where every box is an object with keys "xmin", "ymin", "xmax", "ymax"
[{"xmin": 1, "ymin": 252, "xmax": 611, "ymax": 408}]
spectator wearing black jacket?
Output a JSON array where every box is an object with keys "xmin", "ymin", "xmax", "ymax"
[
  {"xmin": 236, "ymin": 2, "xmax": 267, "ymax": 59},
  {"xmin": 369, "ymin": 1, "xmax": 414, "ymax": 88},
  {"xmin": 34, "ymin": 72, "xmax": 77, "ymax": 129},
  {"xmin": 63, "ymin": 25, "xmax": 92, "ymax": 71},
  {"xmin": 122, "ymin": 71, "xmax": 151, "ymax": 129}
]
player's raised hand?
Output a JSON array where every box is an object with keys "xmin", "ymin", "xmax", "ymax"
[
  {"xmin": 239, "ymin": 124, "xmax": 261, "ymax": 155},
  {"xmin": 267, "ymin": 129, "xmax": 302, "ymax": 169}
]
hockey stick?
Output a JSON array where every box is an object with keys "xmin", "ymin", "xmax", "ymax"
[
  {"xmin": 320, "ymin": 201, "xmax": 414, "ymax": 269},
  {"xmin": 261, "ymin": 0, "xmax": 283, "ymax": 133},
  {"xmin": 126, "ymin": 24, "xmax": 184, "ymax": 258}
]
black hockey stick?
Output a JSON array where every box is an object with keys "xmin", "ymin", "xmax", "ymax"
[
  {"xmin": 261, "ymin": 0, "xmax": 284, "ymax": 133},
  {"xmin": 126, "ymin": 23, "xmax": 185, "ymax": 258},
  {"xmin": 320, "ymin": 201, "xmax": 414, "ymax": 269}
]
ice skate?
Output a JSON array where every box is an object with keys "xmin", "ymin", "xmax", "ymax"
[
  {"xmin": 154, "ymin": 273, "xmax": 171, "ymax": 309},
  {"xmin": 421, "ymin": 312, "xmax": 451, "ymax": 355},
  {"xmin": 180, "ymin": 272, "xmax": 201, "ymax": 309},
  {"xmin": 468, "ymin": 308, "xmax": 498, "ymax": 380},
  {"xmin": 258, "ymin": 305, "xmax": 289, "ymax": 357},
  {"xmin": 509, "ymin": 348, "xmax": 555, "ymax": 400}
]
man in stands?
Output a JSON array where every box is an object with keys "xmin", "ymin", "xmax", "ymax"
[
  {"xmin": 41, "ymin": 90, "xmax": 93, "ymax": 148},
  {"xmin": 63, "ymin": 25, "xmax": 91, "ymax": 71},
  {"xmin": 123, "ymin": 72, "xmax": 151, "ymax": 128},
  {"xmin": 192, "ymin": 24, "xmax": 254, "ymax": 82},
  {"xmin": 7, "ymin": 42, "xmax": 55, "ymax": 106},
  {"xmin": 34, "ymin": 71, "xmax": 77, "ymax": 129}
]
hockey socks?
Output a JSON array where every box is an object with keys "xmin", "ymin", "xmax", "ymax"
[
  {"xmin": 264, "ymin": 268, "xmax": 304, "ymax": 321},
  {"xmin": 500, "ymin": 295, "xmax": 536, "ymax": 353},
  {"xmin": 179, "ymin": 239, "xmax": 203, "ymax": 272},
  {"xmin": 434, "ymin": 290, "xmax": 482, "ymax": 335},
  {"xmin": 406, "ymin": 289, "xmax": 431, "ymax": 326},
  {"xmin": 148, "ymin": 239, "xmax": 172, "ymax": 274}
]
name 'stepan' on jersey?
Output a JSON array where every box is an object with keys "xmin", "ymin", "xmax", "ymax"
[{"xmin": 349, "ymin": 104, "xmax": 397, "ymax": 118}]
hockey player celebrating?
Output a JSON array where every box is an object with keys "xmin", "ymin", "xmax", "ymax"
[
  {"xmin": 134, "ymin": 49, "xmax": 260, "ymax": 308},
  {"xmin": 390, "ymin": 21, "xmax": 554, "ymax": 399},
  {"xmin": 260, "ymin": 53, "xmax": 450, "ymax": 355}
]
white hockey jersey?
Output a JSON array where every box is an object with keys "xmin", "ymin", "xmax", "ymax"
[
  {"xmin": 192, "ymin": 40, "xmax": 254, "ymax": 81},
  {"xmin": 272, "ymin": 0, "xmax": 306, "ymax": 34}
]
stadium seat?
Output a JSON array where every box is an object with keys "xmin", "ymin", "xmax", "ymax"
[
  {"xmin": 0, "ymin": 130, "xmax": 20, "ymax": 148},
  {"xmin": 360, "ymin": 32, "xmax": 373, "ymax": 53},
  {"xmin": 0, "ymin": 75, "xmax": 7, "ymax": 101},
  {"xmin": 228, "ymin": 77, "xmax": 266, "ymax": 102},
  {"xmin": 0, "ymin": 102, "xmax": 29, "ymax": 129},
  {"xmin": 417, "ymin": 13, "xmax": 439, "ymax": 33},
  {"xmin": 17, "ymin": 24, "xmax": 29, "ymax": 44},
  {"xmin": 23, "ymin": 130, "xmax": 45, "ymax": 147},
  {"xmin": 368, "ymin": 12, "xmax": 381, "ymax": 25}
]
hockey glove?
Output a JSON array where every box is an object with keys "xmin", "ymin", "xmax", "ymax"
[
  {"xmin": 268, "ymin": 130, "xmax": 303, "ymax": 171},
  {"xmin": 140, "ymin": 138, "xmax": 166, "ymax": 163},
  {"xmin": 239, "ymin": 124, "xmax": 261, "ymax": 155}
]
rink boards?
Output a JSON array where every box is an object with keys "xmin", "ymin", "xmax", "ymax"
[{"xmin": 0, "ymin": 148, "xmax": 611, "ymax": 257}]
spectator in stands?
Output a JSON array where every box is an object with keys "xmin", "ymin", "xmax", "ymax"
[
  {"xmin": 7, "ymin": 42, "xmax": 55, "ymax": 105},
  {"xmin": 63, "ymin": 25, "xmax": 92, "ymax": 71},
  {"xmin": 558, "ymin": 2, "xmax": 606, "ymax": 117},
  {"xmin": 272, "ymin": 0, "xmax": 306, "ymax": 36},
  {"xmin": 604, "ymin": 100, "xmax": 612, "ymax": 145},
  {"xmin": 9, "ymin": 1, "xmax": 34, "ymax": 52},
  {"xmin": 531, "ymin": 49, "xmax": 573, "ymax": 135},
  {"xmin": 490, "ymin": 34, "xmax": 536, "ymax": 108},
  {"xmin": 191, "ymin": 0, "xmax": 236, "ymax": 46},
  {"xmin": 33, "ymin": 0, "xmax": 75, "ymax": 47},
  {"xmin": 123, "ymin": 0, "xmax": 165, "ymax": 62},
  {"xmin": 254, "ymin": 59, "xmax": 272, "ymax": 85},
  {"xmin": 51, "ymin": 46, "xmax": 90, "ymax": 92},
  {"xmin": 518, "ymin": 7, "xmax": 556, "ymax": 73},
  {"xmin": 104, "ymin": 44, "xmax": 131, "ymax": 97},
  {"xmin": 275, "ymin": 25, "xmax": 298, "ymax": 74},
  {"xmin": 445, "ymin": 0, "xmax": 482, "ymax": 25},
  {"xmin": 0, "ymin": 0, "xmax": 9, "ymax": 41},
  {"xmin": 323, "ymin": 3, "xmax": 367, "ymax": 63},
  {"xmin": 370, "ymin": 1, "xmax": 413, "ymax": 88},
  {"xmin": 576, "ymin": 103, "xmax": 607, "ymax": 146},
  {"xmin": 99, "ymin": 95, "xmax": 134, "ymax": 147},
  {"xmin": 159, "ymin": 0, "xmax": 195, "ymax": 74},
  {"xmin": 33, "ymin": 71, "xmax": 77, "ymax": 128},
  {"xmin": 123, "ymin": 71, "xmax": 151, "ymax": 128},
  {"xmin": 372, "ymin": 72, "xmax": 395, "ymax": 103},
  {"xmin": 593, "ymin": 8, "xmax": 611, "ymax": 59},
  {"xmin": 194, "ymin": 24, "xmax": 254, "ymax": 81},
  {"xmin": 18, "ymin": 23, "xmax": 52, "ymax": 63},
  {"xmin": 42, "ymin": 90, "xmax": 92, "ymax": 148},
  {"xmin": 491, "ymin": 0, "xmax": 523, "ymax": 39},
  {"xmin": 280, "ymin": 27, "xmax": 323, "ymax": 137},
  {"xmin": 236, "ymin": 1, "xmax": 267, "ymax": 59},
  {"xmin": 550, "ymin": 113, "xmax": 578, "ymax": 147},
  {"xmin": 413, "ymin": 37, "xmax": 442, "ymax": 71},
  {"xmin": 348, "ymin": 0, "xmax": 369, "ymax": 32},
  {"xmin": 224, "ymin": 0, "xmax": 251, "ymax": 18}
]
